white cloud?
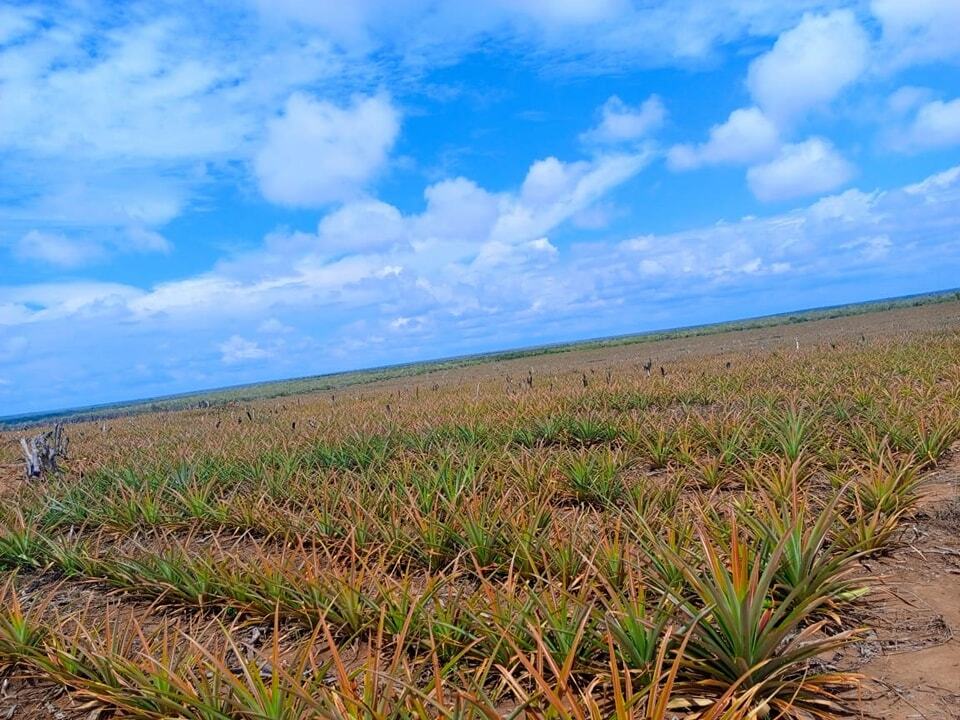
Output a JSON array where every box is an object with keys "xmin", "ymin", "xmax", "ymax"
[
  {"xmin": 0, "ymin": 1, "xmax": 871, "ymax": 287},
  {"xmin": 266, "ymin": 0, "xmax": 629, "ymax": 48},
  {"xmin": 1, "ymin": 169, "xmax": 189, "ymax": 228},
  {"xmin": 10, "ymin": 159, "xmax": 958, "ymax": 338},
  {"xmin": 255, "ymin": 93, "xmax": 400, "ymax": 207},
  {"xmin": 13, "ymin": 230, "xmax": 103, "ymax": 268},
  {"xmin": 840, "ymin": 234, "xmax": 892, "ymax": 261},
  {"xmin": 904, "ymin": 164, "xmax": 960, "ymax": 198},
  {"xmin": 126, "ymin": 226, "xmax": 173, "ymax": 254},
  {"xmin": 491, "ymin": 152, "xmax": 651, "ymax": 246},
  {"xmin": 668, "ymin": 107, "xmax": 779, "ymax": 170},
  {"xmin": 413, "ymin": 178, "xmax": 501, "ymax": 247},
  {"xmin": 9, "ymin": 225, "xmax": 174, "ymax": 269},
  {"xmin": 746, "ymin": 10, "xmax": 869, "ymax": 124},
  {"xmin": 0, "ymin": 8, "xmax": 346, "ymax": 256},
  {"xmin": 255, "ymin": 1, "xmax": 851, "ymax": 70},
  {"xmin": 668, "ymin": 10, "xmax": 870, "ymax": 191},
  {"xmin": 0, "ymin": 19, "xmax": 250, "ymax": 161},
  {"xmin": 886, "ymin": 86, "xmax": 934, "ymax": 116},
  {"xmin": 902, "ymin": 98, "xmax": 960, "ymax": 150},
  {"xmin": 317, "ymin": 199, "xmax": 406, "ymax": 253},
  {"xmin": 521, "ymin": 156, "xmax": 589, "ymax": 206},
  {"xmin": 472, "ymin": 236, "xmax": 559, "ymax": 270},
  {"xmin": 747, "ymin": 137, "xmax": 854, "ymax": 202},
  {"xmin": 580, "ymin": 95, "xmax": 665, "ymax": 144},
  {"xmin": 3, "ymin": 150, "xmax": 649, "ymax": 329},
  {"xmin": 219, "ymin": 335, "xmax": 271, "ymax": 364},
  {"xmin": 872, "ymin": 0, "xmax": 960, "ymax": 68},
  {"xmin": 258, "ymin": 318, "xmax": 294, "ymax": 334},
  {"xmin": 808, "ymin": 189, "xmax": 881, "ymax": 224},
  {"xmin": 610, "ymin": 170, "xmax": 959, "ymax": 286},
  {"xmin": 4, "ymin": 161, "xmax": 960, "ymax": 416},
  {"xmin": 0, "ymin": 5, "xmax": 40, "ymax": 45},
  {"xmin": 0, "ymin": 282, "xmax": 142, "ymax": 326},
  {"xmin": 502, "ymin": 0, "xmax": 627, "ymax": 26}
]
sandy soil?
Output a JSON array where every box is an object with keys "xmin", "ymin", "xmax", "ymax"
[{"xmin": 843, "ymin": 447, "xmax": 960, "ymax": 719}]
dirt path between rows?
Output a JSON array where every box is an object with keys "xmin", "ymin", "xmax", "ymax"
[{"xmin": 847, "ymin": 446, "xmax": 960, "ymax": 719}]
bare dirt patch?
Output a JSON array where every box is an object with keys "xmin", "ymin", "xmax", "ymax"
[{"xmin": 844, "ymin": 448, "xmax": 960, "ymax": 719}]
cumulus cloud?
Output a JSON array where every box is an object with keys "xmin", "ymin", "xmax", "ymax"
[
  {"xmin": 255, "ymin": 93, "xmax": 400, "ymax": 207},
  {"xmin": 872, "ymin": 0, "xmax": 960, "ymax": 68},
  {"xmin": 580, "ymin": 95, "xmax": 665, "ymax": 144},
  {"xmin": 317, "ymin": 200, "xmax": 406, "ymax": 253},
  {"xmin": 0, "ymin": 6, "xmax": 345, "ymax": 260},
  {"xmin": 3, "ymin": 170, "xmax": 189, "ymax": 229},
  {"xmin": 521, "ymin": 157, "xmax": 588, "ymax": 205},
  {"xmin": 0, "ymin": 20, "xmax": 250, "ymax": 162},
  {"xmin": 747, "ymin": 138, "xmax": 854, "ymax": 202},
  {"xmin": 904, "ymin": 165, "xmax": 960, "ymax": 198},
  {"xmin": 807, "ymin": 189, "xmax": 881, "ymax": 224},
  {"xmin": 0, "ymin": 5, "xmax": 40, "ymax": 45},
  {"xmin": 840, "ymin": 234, "xmax": 892, "ymax": 262},
  {"xmin": 668, "ymin": 107, "xmax": 779, "ymax": 170},
  {"xmin": 0, "ymin": 1, "xmax": 881, "ymax": 285},
  {"xmin": 4, "ymin": 161, "xmax": 960, "ymax": 414},
  {"xmin": 613, "ymin": 167, "xmax": 957, "ymax": 286},
  {"xmin": 219, "ymin": 335, "xmax": 272, "ymax": 364},
  {"xmin": 126, "ymin": 226, "xmax": 173, "ymax": 254},
  {"xmin": 472, "ymin": 236, "xmax": 559, "ymax": 271},
  {"xmin": 491, "ymin": 153, "xmax": 651, "ymax": 247},
  {"xmin": 239, "ymin": 151, "xmax": 650, "ymax": 301},
  {"xmin": 258, "ymin": 318, "xmax": 294, "ymax": 334},
  {"xmin": 4, "ymin": 150, "xmax": 651, "ymax": 329},
  {"xmin": 668, "ymin": 9, "xmax": 869, "ymax": 193},
  {"xmin": 254, "ymin": 1, "xmax": 851, "ymax": 70},
  {"xmin": 746, "ymin": 10, "xmax": 869, "ymax": 124},
  {"xmin": 900, "ymin": 98, "xmax": 960, "ymax": 150},
  {"xmin": 7, "ymin": 162, "xmax": 959, "ymax": 333},
  {"xmin": 886, "ymin": 86, "xmax": 934, "ymax": 116},
  {"xmin": 13, "ymin": 231, "xmax": 104, "ymax": 268},
  {"xmin": 259, "ymin": 0, "xmax": 628, "ymax": 50},
  {"xmin": 0, "ymin": 282, "xmax": 142, "ymax": 326},
  {"xmin": 10, "ymin": 226, "xmax": 173, "ymax": 269},
  {"xmin": 413, "ymin": 178, "xmax": 501, "ymax": 248}
]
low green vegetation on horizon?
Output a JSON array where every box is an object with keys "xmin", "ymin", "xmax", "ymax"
[{"xmin": 4, "ymin": 288, "xmax": 957, "ymax": 429}]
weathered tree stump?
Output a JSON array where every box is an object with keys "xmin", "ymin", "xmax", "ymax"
[{"xmin": 19, "ymin": 423, "xmax": 68, "ymax": 479}]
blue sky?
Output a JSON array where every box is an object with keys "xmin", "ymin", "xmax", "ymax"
[{"xmin": 2, "ymin": 1, "xmax": 960, "ymax": 416}]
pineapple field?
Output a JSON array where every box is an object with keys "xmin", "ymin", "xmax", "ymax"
[{"xmin": 1, "ymin": 301, "xmax": 958, "ymax": 719}]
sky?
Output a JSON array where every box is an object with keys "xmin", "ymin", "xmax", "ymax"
[{"xmin": 2, "ymin": 1, "xmax": 960, "ymax": 416}]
